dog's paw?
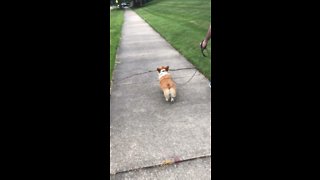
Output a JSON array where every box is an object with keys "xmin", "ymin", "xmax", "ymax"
[
  {"xmin": 165, "ymin": 98, "xmax": 169, "ymax": 102},
  {"xmin": 171, "ymin": 97, "xmax": 174, "ymax": 102}
]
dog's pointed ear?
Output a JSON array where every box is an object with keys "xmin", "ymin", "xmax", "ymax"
[
  {"xmin": 165, "ymin": 66, "xmax": 169, "ymax": 71},
  {"xmin": 157, "ymin": 68, "xmax": 161, "ymax": 73}
]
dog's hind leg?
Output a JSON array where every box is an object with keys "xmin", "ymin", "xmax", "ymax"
[
  {"xmin": 163, "ymin": 89, "xmax": 170, "ymax": 102},
  {"xmin": 169, "ymin": 88, "xmax": 176, "ymax": 102}
]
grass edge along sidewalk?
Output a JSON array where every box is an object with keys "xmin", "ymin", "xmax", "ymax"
[
  {"xmin": 133, "ymin": 0, "xmax": 212, "ymax": 80},
  {"xmin": 110, "ymin": 9, "xmax": 124, "ymax": 82}
]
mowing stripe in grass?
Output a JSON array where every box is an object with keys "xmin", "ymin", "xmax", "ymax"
[{"xmin": 134, "ymin": 0, "xmax": 211, "ymax": 80}]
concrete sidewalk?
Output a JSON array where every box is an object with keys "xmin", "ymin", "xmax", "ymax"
[{"xmin": 110, "ymin": 9, "xmax": 211, "ymax": 179}]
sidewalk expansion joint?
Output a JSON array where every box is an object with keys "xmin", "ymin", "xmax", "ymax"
[
  {"xmin": 111, "ymin": 154, "xmax": 211, "ymax": 175},
  {"xmin": 114, "ymin": 67, "xmax": 196, "ymax": 84}
]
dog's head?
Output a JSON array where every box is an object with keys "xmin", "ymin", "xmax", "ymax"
[{"xmin": 157, "ymin": 66, "xmax": 169, "ymax": 74}]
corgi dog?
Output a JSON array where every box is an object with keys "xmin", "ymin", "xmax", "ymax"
[{"xmin": 157, "ymin": 66, "xmax": 177, "ymax": 102}]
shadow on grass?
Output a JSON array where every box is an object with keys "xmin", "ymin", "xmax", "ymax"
[{"xmin": 130, "ymin": 0, "xmax": 161, "ymax": 10}]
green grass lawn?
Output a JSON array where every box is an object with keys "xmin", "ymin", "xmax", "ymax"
[
  {"xmin": 134, "ymin": 0, "xmax": 211, "ymax": 80},
  {"xmin": 110, "ymin": 9, "xmax": 124, "ymax": 81}
]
